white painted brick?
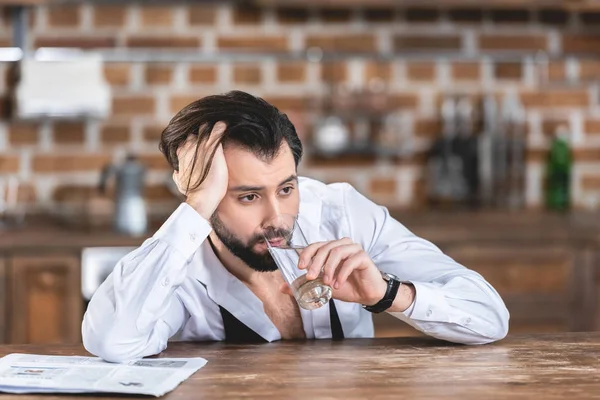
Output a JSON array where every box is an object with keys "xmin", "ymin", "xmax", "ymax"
[
  {"xmin": 377, "ymin": 29, "xmax": 392, "ymax": 54},
  {"xmin": 396, "ymin": 168, "xmax": 413, "ymax": 206},
  {"xmin": 154, "ymin": 89, "xmax": 171, "ymax": 124},
  {"xmin": 548, "ymin": 30, "xmax": 561, "ymax": 55},
  {"xmin": 81, "ymin": 3, "xmax": 93, "ymax": 33},
  {"xmin": 36, "ymin": 5, "xmax": 48, "ymax": 33},
  {"xmin": 437, "ymin": 59, "xmax": 451, "ymax": 89},
  {"xmin": 85, "ymin": 121, "xmax": 100, "ymax": 152},
  {"xmin": 523, "ymin": 57, "xmax": 537, "ymax": 87},
  {"xmin": 572, "ymin": 164, "xmax": 583, "ymax": 207},
  {"xmin": 202, "ymin": 30, "xmax": 216, "ymax": 53},
  {"xmin": 122, "ymin": 4, "xmax": 135, "ymax": 32},
  {"xmin": 39, "ymin": 121, "xmax": 52, "ymax": 151},
  {"xmin": 131, "ymin": 63, "xmax": 145, "ymax": 90},
  {"xmin": 173, "ymin": 64, "xmax": 189, "ymax": 90},
  {"xmin": 264, "ymin": 7, "xmax": 276, "ymax": 32},
  {"xmin": 216, "ymin": 4, "xmax": 232, "ymax": 31},
  {"xmin": 570, "ymin": 111, "xmax": 585, "ymax": 146},
  {"xmin": 306, "ymin": 61, "xmax": 321, "ymax": 90},
  {"xmin": 525, "ymin": 163, "xmax": 543, "ymax": 207},
  {"xmin": 19, "ymin": 149, "xmax": 31, "ymax": 180},
  {"xmin": 481, "ymin": 58, "xmax": 495, "ymax": 91},
  {"xmin": 289, "ymin": 28, "xmax": 304, "ymax": 53},
  {"xmin": 566, "ymin": 58, "xmax": 579, "ymax": 84},
  {"xmin": 590, "ymin": 82, "xmax": 600, "ymax": 109},
  {"xmin": 463, "ymin": 29, "xmax": 477, "ymax": 56},
  {"xmin": 263, "ymin": 59, "xmax": 277, "ymax": 90},
  {"xmin": 33, "ymin": 176, "xmax": 55, "ymax": 206},
  {"xmin": 173, "ymin": 5, "xmax": 188, "ymax": 33},
  {"xmin": 128, "ymin": 3, "xmax": 141, "ymax": 32},
  {"xmin": 129, "ymin": 117, "xmax": 145, "ymax": 150},
  {"xmin": 348, "ymin": 59, "xmax": 364, "ymax": 88},
  {"xmin": 419, "ymin": 88, "xmax": 437, "ymax": 116},
  {"xmin": 0, "ymin": 123, "xmax": 6, "ymax": 151},
  {"xmin": 527, "ymin": 111, "xmax": 544, "ymax": 147}
]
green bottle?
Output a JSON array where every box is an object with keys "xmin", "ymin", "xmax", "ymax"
[{"xmin": 545, "ymin": 126, "xmax": 572, "ymax": 212}]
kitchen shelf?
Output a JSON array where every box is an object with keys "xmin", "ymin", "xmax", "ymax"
[
  {"xmin": 306, "ymin": 146, "xmax": 421, "ymax": 167},
  {"xmin": 3, "ymin": 48, "xmax": 598, "ymax": 64},
  {"xmin": 0, "ymin": 1, "xmax": 47, "ymax": 5},
  {"xmin": 255, "ymin": 0, "xmax": 600, "ymax": 11}
]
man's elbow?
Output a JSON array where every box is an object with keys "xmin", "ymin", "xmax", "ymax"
[
  {"xmin": 478, "ymin": 304, "xmax": 510, "ymax": 344},
  {"xmin": 492, "ymin": 305, "xmax": 510, "ymax": 341},
  {"xmin": 82, "ymin": 317, "xmax": 160, "ymax": 363},
  {"xmin": 82, "ymin": 318, "xmax": 126, "ymax": 363}
]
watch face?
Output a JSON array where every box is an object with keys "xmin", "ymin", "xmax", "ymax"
[{"xmin": 381, "ymin": 272, "xmax": 399, "ymax": 282}]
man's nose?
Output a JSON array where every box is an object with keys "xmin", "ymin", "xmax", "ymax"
[{"xmin": 262, "ymin": 198, "xmax": 281, "ymax": 223}]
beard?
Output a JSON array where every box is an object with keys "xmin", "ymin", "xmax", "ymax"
[{"xmin": 209, "ymin": 213, "xmax": 290, "ymax": 273}]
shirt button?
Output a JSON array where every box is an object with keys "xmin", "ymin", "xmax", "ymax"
[
  {"xmin": 465, "ymin": 317, "xmax": 472, "ymax": 324},
  {"xmin": 161, "ymin": 278, "xmax": 170, "ymax": 287},
  {"xmin": 189, "ymin": 233, "xmax": 196, "ymax": 242},
  {"xmin": 426, "ymin": 309, "xmax": 432, "ymax": 317}
]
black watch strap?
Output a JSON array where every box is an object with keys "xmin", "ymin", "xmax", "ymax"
[{"xmin": 363, "ymin": 272, "xmax": 402, "ymax": 314}]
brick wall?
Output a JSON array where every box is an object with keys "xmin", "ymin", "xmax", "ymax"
[{"xmin": 0, "ymin": 3, "xmax": 600, "ymax": 218}]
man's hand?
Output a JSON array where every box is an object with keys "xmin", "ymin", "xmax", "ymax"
[
  {"xmin": 173, "ymin": 122, "xmax": 228, "ymax": 220},
  {"xmin": 280, "ymin": 238, "xmax": 415, "ymax": 311}
]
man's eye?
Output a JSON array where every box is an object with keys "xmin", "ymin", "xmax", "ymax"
[
  {"xmin": 240, "ymin": 194, "xmax": 257, "ymax": 202},
  {"xmin": 280, "ymin": 186, "xmax": 293, "ymax": 195}
]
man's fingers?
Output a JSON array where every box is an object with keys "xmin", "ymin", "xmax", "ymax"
[
  {"xmin": 175, "ymin": 121, "xmax": 227, "ymax": 194},
  {"xmin": 321, "ymin": 244, "xmax": 362, "ymax": 285},
  {"xmin": 207, "ymin": 121, "xmax": 227, "ymax": 146},
  {"xmin": 176, "ymin": 137, "xmax": 194, "ymax": 169},
  {"xmin": 201, "ymin": 122, "xmax": 227, "ymax": 161},
  {"xmin": 306, "ymin": 238, "xmax": 353, "ymax": 280},
  {"xmin": 298, "ymin": 241, "xmax": 327, "ymax": 270},
  {"xmin": 333, "ymin": 253, "xmax": 364, "ymax": 289}
]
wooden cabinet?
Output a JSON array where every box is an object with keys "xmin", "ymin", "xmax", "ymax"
[
  {"xmin": 443, "ymin": 244, "xmax": 575, "ymax": 334},
  {"xmin": 0, "ymin": 258, "xmax": 6, "ymax": 344},
  {"xmin": 7, "ymin": 255, "xmax": 82, "ymax": 345},
  {"xmin": 373, "ymin": 242, "xmax": 600, "ymax": 338}
]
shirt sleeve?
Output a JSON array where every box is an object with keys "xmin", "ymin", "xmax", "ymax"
[
  {"xmin": 343, "ymin": 184, "xmax": 510, "ymax": 344},
  {"xmin": 82, "ymin": 203, "xmax": 212, "ymax": 362}
]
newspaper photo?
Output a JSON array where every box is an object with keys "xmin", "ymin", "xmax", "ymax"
[{"xmin": 0, "ymin": 354, "xmax": 207, "ymax": 397}]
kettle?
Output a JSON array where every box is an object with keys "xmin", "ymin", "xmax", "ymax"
[{"xmin": 99, "ymin": 154, "xmax": 147, "ymax": 236}]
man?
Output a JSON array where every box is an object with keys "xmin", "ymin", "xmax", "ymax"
[{"xmin": 83, "ymin": 91, "xmax": 509, "ymax": 363}]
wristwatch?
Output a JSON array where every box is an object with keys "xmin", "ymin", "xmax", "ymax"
[{"xmin": 362, "ymin": 271, "xmax": 402, "ymax": 314}]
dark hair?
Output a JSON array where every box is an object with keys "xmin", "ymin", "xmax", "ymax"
[{"xmin": 159, "ymin": 90, "xmax": 303, "ymax": 192}]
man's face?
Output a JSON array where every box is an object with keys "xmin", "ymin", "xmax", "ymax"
[{"xmin": 210, "ymin": 142, "xmax": 300, "ymax": 272}]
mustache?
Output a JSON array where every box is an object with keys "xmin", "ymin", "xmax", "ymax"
[{"xmin": 249, "ymin": 227, "xmax": 291, "ymax": 247}]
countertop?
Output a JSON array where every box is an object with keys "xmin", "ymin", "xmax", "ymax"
[
  {"xmin": 1, "ymin": 210, "xmax": 599, "ymax": 252},
  {"xmin": 1, "ymin": 333, "xmax": 600, "ymax": 399}
]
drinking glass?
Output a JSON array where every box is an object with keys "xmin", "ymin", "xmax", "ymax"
[{"xmin": 260, "ymin": 214, "xmax": 332, "ymax": 310}]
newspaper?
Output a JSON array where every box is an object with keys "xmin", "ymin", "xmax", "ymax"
[{"xmin": 0, "ymin": 354, "xmax": 207, "ymax": 397}]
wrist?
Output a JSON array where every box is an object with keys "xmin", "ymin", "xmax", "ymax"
[
  {"xmin": 364, "ymin": 278, "xmax": 388, "ymax": 307},
  {"xmin": 185, "ymin": 197, "xmax": 213, "ymax": 221},
  {"xmin": 387, "ymin": 283, "xmax": 416, "ymax": 313}
]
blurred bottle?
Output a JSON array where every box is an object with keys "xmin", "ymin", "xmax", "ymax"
[
  {"xmin": 478, "ymin": 94, "xmax": 497, "ymax": 207},
  {"xmin": 99, "ymin": 154, "xmax": 148, "ymax": 236},
  {"xmin": 545, "ymin": 125, "xmax": 572, "ymax": 212},
  {"xmin": 455, "ymin": 95, "xmax": 479, "ymax": 207},
  {"xmin": 495, "ymin": 90, "xmax": 526, "ymax": 210},
  {"xmin": 504, "ymin": 91, "xmax": 526, "ymax": 210},
  {"xmin": 427, "ymin": 95, "xmax": 468, "ymax": 207}
]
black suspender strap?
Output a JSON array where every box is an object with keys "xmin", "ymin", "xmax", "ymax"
[
  {"xmin": 329, "ymin": 300, "xmax": 345, "ymax": 340},
  {"xmin": 219, "ymin": 300, "xmax": 345, "ymax": 342}
]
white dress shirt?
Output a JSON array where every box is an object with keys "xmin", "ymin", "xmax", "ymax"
[{"xmin": 82, "ymin": 177, "xmax": 510, "ymax": 362}]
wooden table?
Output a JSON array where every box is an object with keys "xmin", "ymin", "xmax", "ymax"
[
  {"xmin": 2, "ymin": 210, "xmax": 600, "ymax": 344},
  {"xmin": 1, "ymin": 333, "xmax": 600, "ymax": 399}
]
